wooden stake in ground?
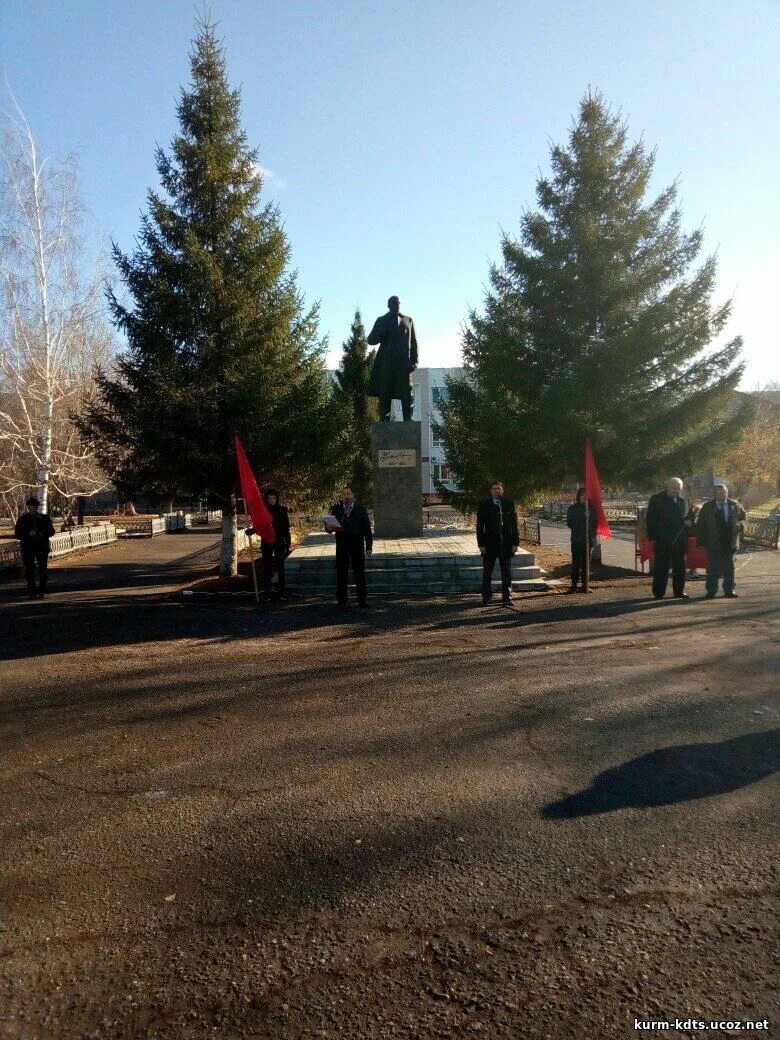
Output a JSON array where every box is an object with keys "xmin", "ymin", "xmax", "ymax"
[
  {"xmin": 247, "ymin": 532, "xmax": 260, "ymax": 604},
  {"xmin": 239, "ymin": 497, "xmax": 260, "ymax": 604},
  {"xmin": 584, "ymin": 441, "xmax": 591, "ymax": 593},
  {"xmin": 584, "ymin": 500, "xmax": 591, "ymax": 592}
]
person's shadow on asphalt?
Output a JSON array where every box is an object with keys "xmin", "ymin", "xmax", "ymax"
[{"xmin": 541, "ymin": 728, "xmax": 779, "ymax": 818}]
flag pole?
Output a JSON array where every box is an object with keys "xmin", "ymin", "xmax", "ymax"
[
  {"xmin": 584, "ymin": 439, "xmax": 591, "ymax": 593},
  {"xmin": 239, "ymin": 495, "xmax": 260, "ymax": 604}
]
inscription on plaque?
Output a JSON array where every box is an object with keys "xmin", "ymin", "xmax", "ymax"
[{"xmin": 378, "ymin": 449, "xmax": 416, "ymax": 468}]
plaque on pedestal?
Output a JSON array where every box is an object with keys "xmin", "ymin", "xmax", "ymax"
[{"xmin": 372, "ymin": 421, "xmax": 423, "ymax": 538}]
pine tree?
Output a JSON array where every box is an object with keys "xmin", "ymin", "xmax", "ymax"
[
  {"xmin": 77, "ymin": 17, "xmax": 349, "ymax": 573},
  {"xmin": 439, "ymin": 92, "xmax": 749, "ymax": 506},
  {"xmin": 333, "ymin": 310, "xmax": 377, "ymax": 504}
]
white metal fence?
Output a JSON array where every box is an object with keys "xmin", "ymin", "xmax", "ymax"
[{"xmin": 0, "ymin": 523, "xmax": 118, "ymax": 570}]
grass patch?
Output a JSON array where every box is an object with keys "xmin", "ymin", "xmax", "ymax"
[{"xmin": 747, "ymin": 496, "xmax": 780, "ymax": 518}]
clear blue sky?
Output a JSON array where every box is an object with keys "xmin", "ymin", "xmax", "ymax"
[{"xmin": 3, "ymin": 0, "xmax": 778, "ymax": 385}]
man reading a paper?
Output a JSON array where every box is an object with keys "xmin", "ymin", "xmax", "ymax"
[{"xmin": 325, "ymin": 486, "xmax": 373, "ymax": 608}]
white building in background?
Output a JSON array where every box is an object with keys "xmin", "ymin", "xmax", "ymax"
[
  {"xmin": 329, "ymin": 366, "xmax": 464, "ymax": 496},
  {"xmin": 388, "ymin": 367, "xmax": 464, "ymax": 495}
]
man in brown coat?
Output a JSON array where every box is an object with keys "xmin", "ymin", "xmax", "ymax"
[{"xmin": 695, "ymin": 484, "xmax": 746, "ymax": 599}]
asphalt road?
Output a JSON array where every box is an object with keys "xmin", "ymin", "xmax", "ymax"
[{"xmin": 1, "ymin": 530, "xmax": 778, "ymax": 1039}]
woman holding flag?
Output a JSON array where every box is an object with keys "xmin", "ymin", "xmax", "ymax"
[
  {"xmin": 254, "ymin": 488, "xmax": 291, "ymax": 600},
  {"xmin": 566, "ymin": 488, "xmax": 598, "ymax": 593}
]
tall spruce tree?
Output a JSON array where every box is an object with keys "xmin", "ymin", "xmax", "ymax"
[
  {"xmin": 439, "ymin": 92, "xmax": 749, "ymax": 506},
  {"xmin": 334, "ymin": 310, "xmax": 377, "ymax": 504},
  {"xmin": 78, "ymin": 17, "xmax": 349, "ymax": 573}
]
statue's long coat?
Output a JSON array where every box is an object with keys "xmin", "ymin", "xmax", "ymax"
[{"xmin": 367, "ymin": 312, "xmax": 419, "ymax": 399}]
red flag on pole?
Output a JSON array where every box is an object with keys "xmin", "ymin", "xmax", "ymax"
[
  {"xmin": 234, "ymin": 435, "xmax": 276, "ymax": 544},
  {"xmin": 584, "ymin": 438, "xmax": 612, "ymax": 539}
]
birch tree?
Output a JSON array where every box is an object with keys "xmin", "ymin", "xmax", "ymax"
[{"xmin": 0, "ymin": 95, "xmax": 111, "ymax": 517}]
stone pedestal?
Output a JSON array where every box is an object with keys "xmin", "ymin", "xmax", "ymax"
[{"xmin": 371, "ymin": 421, "xmax": 423, "ymax": 538}]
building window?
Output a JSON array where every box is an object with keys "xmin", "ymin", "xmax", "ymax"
[
  {"xmin": 431, "ymin": 386, "xmax": 448, "ymax": 410},
  {"xmin": 432, "ymin": 463, "xmax": 451, "ymax": 485}
]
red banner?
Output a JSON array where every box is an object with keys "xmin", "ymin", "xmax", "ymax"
[
  {"xmin": 234, "ymin": 435, "xmax": 275, "ymax": 544},
  {"xmin": 584, "ymin": 439, "xmax": 612, "ymax": 539},
  {"xmin": 640, "ymin": 537, "xmax": 708, "ymax": 570}
]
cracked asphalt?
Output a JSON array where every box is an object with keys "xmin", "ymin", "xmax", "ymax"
[{"xmin": 1, "ymin": 529, "xmax": 778, "ymax": 1039}]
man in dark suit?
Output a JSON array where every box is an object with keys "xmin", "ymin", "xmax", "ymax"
[
  {"xmin": 476, "ymin": 481, "xmax": 520, "ymax": 607},
  {"xmin": 646, "ymin": 477, "xmax": 691, "ymax": 600},
  {"xmin": 366, "ymin": 295, "xmax": 419, "ymax": 421},
  {"xmin": 14, "ymin": 496, "xmax": 56, "ymax": 598},
  {"xmin": 695, "ymin": 484, "xmax": 746, "ymax": 599},
  {"xmin": 327, "ymin": 486, "xmax": 373, "ymax": 608}
]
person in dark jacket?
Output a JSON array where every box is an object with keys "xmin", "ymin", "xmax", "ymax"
[
  {"xmin": 248, "ymin": 488, "xmax": 291, "ymax": 599},
  {"xmin": 15, "ymin": 496, "xmax": 55, "ymax": 598},
  {"xmin": 695, "ymin": 484, "xmax": 746, "ymax": 599},
  {"xmin": 476, "ymin": 481, "xmax": 520, "ymax": 606},
  {"xmin": 566, "ymin": 488, "xmax": 597, "ymax": 593},
  {"xmin": 645, "ymin": 478, "xmax": 691, "ymax": 600},
  {"xmin": 326, "ymin": 486, "xmax": 373, "ymax": 608}
]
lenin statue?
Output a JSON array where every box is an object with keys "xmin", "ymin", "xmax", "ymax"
[{"xmin": 367, "ymin": 296, "xmax": 419, "ymax": 421}]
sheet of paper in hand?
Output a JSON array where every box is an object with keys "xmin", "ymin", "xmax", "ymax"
[{"xmin": 323, "ymin": 515, "xmax": 342, "ymax": 532}]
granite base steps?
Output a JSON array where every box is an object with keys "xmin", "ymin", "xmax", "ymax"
[{"xmin": 284, "ymin": 529, "xmax": 549, "ymax": 596}]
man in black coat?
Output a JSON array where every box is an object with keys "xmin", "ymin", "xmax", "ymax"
[
  {"xmin": 15, "ymin": 496, "xmax": 56, "ymax": 598},
  {"xmin": 476, "ymin": 481, "xmax": 520, "ymax": 606},
  {"xmin": 646, "ymin": 477, "xmax": 691, "ymax": 600},
  {"xmin": 566, "ymin": 488, "xmax": 597, "ymax": 593},
  {"xmin": 327, "ymin": 486, "xmax": 373, "ymax": 608}
]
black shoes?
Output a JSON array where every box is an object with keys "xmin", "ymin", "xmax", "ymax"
[
  {"xmin": 674, "ymin": 593, "xmax": 691, "ymax": 600},
  {"xmin": 482, "ymin": 597, "xmax": 492, "ymax": 606},
  {"xmin": 566, "ymin": 586, "xmax": 578, "ymax": 595},
  {"xmin": 724, "ymin": 592, "xmax": 738, "ymax": 598},
  {"xmin": 502, "ymin": 598, "xmax": 514, "ymax": 607}
]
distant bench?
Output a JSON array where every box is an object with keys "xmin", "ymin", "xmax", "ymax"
[{"xmin": 118, "ymin": 514, "xmax": 193, "ymax": 537}]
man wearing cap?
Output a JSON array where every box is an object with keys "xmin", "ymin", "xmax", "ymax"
[
  {"xmin": 14, "ymin": 497, "xmax": 56, "ymax": 598},
  {"xmin": 695, "ymin": 484, "xmax": 746, "ymax": 599}
]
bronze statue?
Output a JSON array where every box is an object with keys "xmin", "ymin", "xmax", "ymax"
[{"xmin": 367, "ymin": 296, "xmax": 419, "ymax": 421}]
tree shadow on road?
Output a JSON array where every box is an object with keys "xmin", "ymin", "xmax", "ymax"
[{"xmin": 542, "ymin": 729, "xmax": 779, "ymax": 818}]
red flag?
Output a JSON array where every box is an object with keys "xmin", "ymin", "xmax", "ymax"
[
  {"xmin": 584, "ymin": 438, "xmax": 612, "ymax": 539},
  {"xmin": 234, "ymin": 435, "xmax": 276, "ymax": 544}
]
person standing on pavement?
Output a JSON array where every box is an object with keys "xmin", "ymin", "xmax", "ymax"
[
  {"xmin": 476, "ymin": 481, "xmax": 520, "ymax": 607},
  {"xmin": 566, "ymin": 488, "xmax": 597, "ymax": 593},
  {"xmin": 646, "ymin": 477, "xmax": 691, "ymax": 600},
  {"xmin": 14, "ymin": 497, "xmax": 55, "ymax": 599},
  {"xmin": 695, "ymin": 484, "xmax": 746, "ymax": 599},
  {"xmin": 327, "ymin": 486, "xmax": 373, "ymax": 608},
  {"xmin": 247, "ymin": 488, "xmax": 291, "ymax": 600}
]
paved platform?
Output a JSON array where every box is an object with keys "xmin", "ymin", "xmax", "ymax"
[{"xmin": 286, "ymin": 528, "xmax": 546, "ymax": 595}]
